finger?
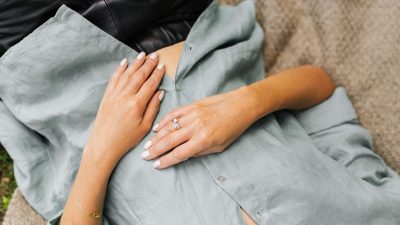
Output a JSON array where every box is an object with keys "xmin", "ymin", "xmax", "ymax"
[
  {"xmin": 192, "ymin": 149, "xmax": 213, "ymax": 157},
  {"xmin": 107, "ymin": 57, "xmax": 129, "ymax": 89},
  {"xmin": 141, "ymin": 126, "xmax": 191, "ymax": 160},
  {"xmin": 151, "ymin": 112, "xmax": 192, "ymax": 140},
  {"xmin": 135, "ymin": 63, "xmax": 165, "ymax": 104},
  {"xmin": 140, "ymin": 89, "xmax": 164, "ymax": 130},
  {"xmin": 116, "ymin": 57, "xmax": 129, "ymax": 74},
  {"xmin": 117, "ymin": 52, "xmax": 146, "ymax": 88},
  {"xmin": 126, "ymin": 52, "xmax": 159, "ymax": 94},
  {"xmin": 153, "ymin": 140, "xmax": 201, "ymax": 169},
  {"xmin": 152, "ymin": 105, "xmax": 194, "ymax": 133}
]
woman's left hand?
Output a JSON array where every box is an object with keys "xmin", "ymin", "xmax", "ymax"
[{"xmin": 141, "ymin": 86, "xmax": 260, "ymax": 169}]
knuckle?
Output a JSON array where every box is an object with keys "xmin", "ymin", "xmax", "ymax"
[
  {"xmin": 193, "ymin": 117, "xmax": 201, "ymax": 125},
  {"xmin": 192, "ymin": 107, "xmax": 204, "ymax": 117},
  {"xmin": 191, "ymin": 104, "xmax": 201, "ymax": 111},
  {"xmin": 173, "ymin": 151, "xmax": 186, "ymax": 162},
  {"xmin": 194, "ymin": 117, "xmax": 206, "ymax": 127},
  {"xmin": 146, "ymin": 78, "xmax": 157, "ymax": 88},
  {"xmin": 170, "ymin": 109, "xmax": 179, "ymax": 117},
  {"xmin": 198, "ymin": 133, "xmax": 210, "ymax": 145},
  {"xmin": 134, "ymin": 69, "xmax": 146, "ymax": 79},
  {"xmin": 128, "ymin": 99, "xmax": 141, "ymax": 109}
]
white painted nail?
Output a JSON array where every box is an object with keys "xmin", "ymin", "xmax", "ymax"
[
  {"xmin": 152, "ymin": 123, "xmax": 159, "ymax": 132},
  {"xmin": 157, "ymin": 63, "xmax": 164, "ymax": 70},
  {"xmin": 153, "ymin": 160, "xmax": 160, "ymax": 169},
  {"xmin": 119, "ymin": 58, "xmax": 127, "ymax": 66},
  {"xmin": 149, "ymin": 52, "xmax": 158, "ymax": 59},
  {"xmin": 136, "ymin": 52, "xmax": 146, "ymax": 60},
  {"xmin": 144, "ymin": 140, "xmax": 152, "ymax": 149},
  {"xmin": 158, "ymin": 90, "xmax": 165, "ymax": 101},
  {"xmin": 141, "ymin": 150, "xmax": 149, "ymax": 159}
]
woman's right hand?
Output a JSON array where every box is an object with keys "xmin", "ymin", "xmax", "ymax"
[{"xmin": 85, "ymin": 52, "xmax": 166, "ymax": 165}]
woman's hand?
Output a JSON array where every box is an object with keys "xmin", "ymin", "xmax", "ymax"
[
  {"xmin": 140, "ymin": 86, "xmax": 259, "ymax": 169},
  {"xmin": 140, "ymin": 65, "xmax": 335, "ymax": 170},
  {"xmin": 61, "ymin": 52, "xmax": 167, "ymax": 225},
  {"xmin": 85, "ymin": 52, "xmax": 166, "ymax": 165}
]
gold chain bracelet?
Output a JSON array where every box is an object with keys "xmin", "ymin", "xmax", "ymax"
[{"xmin": 72, "ymin": 195, "xmax": 101, "ymax": 219}]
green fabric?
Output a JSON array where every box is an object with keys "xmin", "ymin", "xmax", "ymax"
[{"xmin": 0, "ymin": 1, "xmax": 399, "ymax": 224}]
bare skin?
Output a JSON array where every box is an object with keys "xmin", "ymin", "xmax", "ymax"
[{"xmin": 60, "ymin": 41, "xmax": 335, "ymax": 225}]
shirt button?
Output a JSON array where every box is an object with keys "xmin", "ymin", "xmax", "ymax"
[
  {"xmin": 175, "ymin": 84, "xmax": 182, "ymax": 92},
  {"xmin": 217, "ymin": 175, "xmax": 226, "ymax": 182}
]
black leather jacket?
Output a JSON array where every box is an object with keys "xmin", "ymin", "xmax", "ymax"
[{"xmin": 0, "ymin": 0, "xmax": 212, "ymax": 56}]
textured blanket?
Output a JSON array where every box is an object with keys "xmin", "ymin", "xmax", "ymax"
[{"xmin": 4, "ymin": 0, "xmax": 400, "ymax": 224}]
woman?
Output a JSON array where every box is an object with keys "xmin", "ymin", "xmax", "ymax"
[{"xmin": 58, "ymin": 43, "xmax": 335, "ymax": 225}]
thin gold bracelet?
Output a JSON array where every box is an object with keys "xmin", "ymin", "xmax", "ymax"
[{"xmin": 72, "ymin": 194, "xmax": 102, "ymax": 219}]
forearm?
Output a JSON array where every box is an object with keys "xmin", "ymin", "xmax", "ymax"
[
  {"xmin": 240, "ymin": 65, "xmax": 336, "ymax": 122},
  {"xmin": 60, "ymin": 145, "xmax": 117, "ymax": 225}
]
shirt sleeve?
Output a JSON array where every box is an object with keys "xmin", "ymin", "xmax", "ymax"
[{"xmin": 293, "ymin": 86, "xmax": 400, "ymax": 189}]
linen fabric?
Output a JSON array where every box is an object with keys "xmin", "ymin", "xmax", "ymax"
[{"xmin": 0, "ymin": 1, "xmax": 399, "ymax": 224}]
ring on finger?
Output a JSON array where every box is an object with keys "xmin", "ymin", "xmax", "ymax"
[{"xmin": 172, "ymin": 118, "xmax": 181, "ymax": 130}]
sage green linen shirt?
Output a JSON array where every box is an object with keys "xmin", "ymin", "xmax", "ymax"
[{"xmin": 0, "ymin": 1, "xmax": 399, "ymax": 225}]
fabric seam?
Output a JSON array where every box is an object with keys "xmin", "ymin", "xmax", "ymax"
[{"xmin": 103, "ymin": 0, "xmax": 121, "ymax": 35}]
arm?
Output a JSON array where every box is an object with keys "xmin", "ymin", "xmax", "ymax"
[
  {"xmin": 141, "ymin": 65, "xmax": 336, "ymax": 169},
  {"xmin": 243, "ymin": 65, "xmax": 335, "ymax": 122},
  {"xmin": 59, "ymin": 52, "xmax": 165, "ymax": 225}
]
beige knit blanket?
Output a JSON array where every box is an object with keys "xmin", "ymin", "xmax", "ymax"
[{"xmin": 4, "ymin": 0, "xmax": 400, "ymax": 223}]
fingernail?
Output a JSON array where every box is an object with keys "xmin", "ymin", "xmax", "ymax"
[
  {"xmin": 141, "ymin": 150, "xmax": 149, "ymax": 159},
  {"xmin": 149, "ymin": 52, "xmax": 158, "ymax": 59},
  {"xmin": 153, "ymin": 160, "xmax": 160, "ymax": 169},
  {"xmin": 158, "ymin": 90, "xmax": 165, "ymax": 101},
  {"xmin": 136, "ymin": 52, "xmax": 146, "ymax": 60},
  {"xmin": 157, "ymin": 63, "xmax": 164, "ymax": 70},
  {"xmin": 152, "ymin": 123, "xmax": 159, "ymax": 132},
  {"xmin": 144, "ymin": 140, "xmax": 152, "ymax": 149},
  {"xmin": 119, "ymin": 58, "xmax": 127, "ymax": 66}
]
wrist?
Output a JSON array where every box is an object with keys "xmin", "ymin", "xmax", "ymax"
[
  {"xmin": 234, "ymin": 85, "xmax": 263, "ymax": 123},
  {"xmin": 237, "ymin": 81, "xmax": 282, "ymax": 122},
  {"xmin": 81, "ymin": 142, "xmax": 120, "ymax": 173}
]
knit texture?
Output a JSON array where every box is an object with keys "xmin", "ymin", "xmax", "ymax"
[{"xmin": 4, "ymin": 0, "xmax": 400, "ymax": 223}]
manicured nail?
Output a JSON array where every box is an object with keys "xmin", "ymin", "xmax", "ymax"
[
  {"xmin": 153, "ymin": 160, "xmax": 160, "ymax": 169},
  {"xmin": 152, "ymin": 123, "xmax": 159, "ymax": 132},
  {"xmin": 157, "ymin": 63, "xmax": 164, "ymax": 70},
  {"xmin": 136, "ymin": 52, "xmax": 146, "ymax": 60},
  {"xmin": 141, "ymin": 150, "xmax": 149, "ymax": 159},
  {"xmin": 119, "ymin": 58, "xmax": 127, "ymax": 66},
  {"xmin": 158, "ymin": 90, "xmax": 165, "ymax": 101},
  {"xmin": 149, "ymin": 52, "xmax": 158, "ymax": 59},
  {"xmin": 144, "ymin": 140, "xmax": 152, "ymax": 149}
]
